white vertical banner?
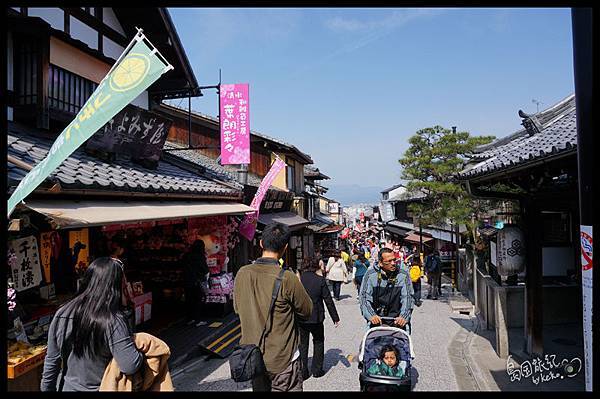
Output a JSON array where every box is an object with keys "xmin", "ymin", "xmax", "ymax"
[
  {"xmin": 9, "ymin": 236, "xmax": 43, "ymax": 292},
  {"xmin": 580, "ymin": 225, "xmax": 593, "ymax": 391}
]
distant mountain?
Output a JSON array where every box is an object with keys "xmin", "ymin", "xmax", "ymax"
[{"xmin": 325, "ymin": 184, "xmax": 384, "ymax": 207}]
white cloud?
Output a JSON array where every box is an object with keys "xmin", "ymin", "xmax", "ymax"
[
  {"xmin": 290, "ymin": 9, "xmax": 445, "ymax": 78},
  {"xmin": 324, "ymin": 8, "xmax": 445, "ymax": 34}
]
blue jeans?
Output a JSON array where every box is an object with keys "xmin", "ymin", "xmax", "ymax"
[
  {"xmin": 355, "ymin": 275, "xmax": 364, "ymax": 294},
  {"xmin": 331, "ymin": 281, "xmax": 342, "ymax": 300}
]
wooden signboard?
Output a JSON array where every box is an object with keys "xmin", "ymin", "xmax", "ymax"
[{"xmin": 85, "ymin": 105, "xmax": 173, "ymax": 168}]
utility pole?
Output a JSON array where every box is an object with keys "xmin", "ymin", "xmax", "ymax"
[
  {"xmin": 571, "ymin": 8, "xmax": 593, "ymax": 392},
  {"xmin": 451, "ymin": 126, "xmax": 458, "ymax": 293}
]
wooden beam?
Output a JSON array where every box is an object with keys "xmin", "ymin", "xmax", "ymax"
[
  {"xmin": 61, "ymin": 7, "xmax": 128, "ymax": 47},
  {"xmin": 37, "ymin": 33, "xmax": 50, "ymax": 129},
  {"xmin": 522, "ymin": 197, "xmax": 543, "ymax": 356}
]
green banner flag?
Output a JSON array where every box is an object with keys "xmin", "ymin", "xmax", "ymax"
[{"xmin": 7, "ymin": 30, "xmax": 173, "ymax": 216}]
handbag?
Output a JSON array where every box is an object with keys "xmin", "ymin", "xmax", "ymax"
[{"xmin": 229, "ymin": 268, "xmax": 285, "ymax": 382}]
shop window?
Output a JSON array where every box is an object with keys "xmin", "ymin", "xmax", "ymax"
[
  {"xmin": 48, "ymin": 64, "xmax": 97, "ymax": 115},
  {"xmin": 287, "ymin": 163, "xmax": 296, "ymax": 192},
  {"xmin": 14, "ymin": 37, "xmax": 38, "ymax": 106},
  {"xmin": 541, "ymin": 211, "xmax": 571, "ymax": 246},
  {"xmin": 81, "ymin": 7, "xmax": 96, "ymax": 17}
]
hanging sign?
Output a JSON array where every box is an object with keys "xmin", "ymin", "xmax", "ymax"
[
  {"xmin": 40, "ymin": 232, "xmax": 53, "ymax": 283},
  {"xmin": 580, "ymin": 225, "xmax": 593, "ymax": 391},
  {"xmin": 329, "ymin": 202, "xmax": 340, "ymax": 214},
  {"xmin": 7, "ymin": 30, "xmax": 173, "ymax": 216},
  {"xmin": 8, "ymin": 236, "xmax": 43, "ymax": 292},
  {"xmin": 85, "ymin": 105, "xmax": 173, "ymax": 168},
  {"xmin": 496, "ymin": 225, "xmax": 525, "ymax": 276},
  {"xmin": 219, "ymin": 83, "xmax": 250, "ymax": 165},
  {"xmin": 69, "ymin": 229, "xmax": 90, "ymax": 271},
  {"xmin": 239, "ymin": 158, "xmax": 286, "ymax": 241}
]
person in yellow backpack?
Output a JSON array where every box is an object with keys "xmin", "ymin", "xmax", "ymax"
[{"xmin": 409, "ymin": 255, "xmax": 423, "ymax": 307}]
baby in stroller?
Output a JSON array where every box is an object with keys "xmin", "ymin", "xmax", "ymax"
[
  {"xmin": 358, "ymin": 317, "xmax": 414, "ymax": 391},
  {"xmin": 367, "ymin": 344, "xmax": 408, "ymax": 378}
]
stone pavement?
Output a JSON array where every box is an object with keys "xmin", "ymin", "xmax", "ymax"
[{"xmin": 171, "ymin": 279, "xmax": 477, "ymax": 391}]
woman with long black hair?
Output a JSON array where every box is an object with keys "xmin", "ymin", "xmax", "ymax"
[{"xmin": 41, "ymin": 257, "xmax": 143, "ymax": 391}]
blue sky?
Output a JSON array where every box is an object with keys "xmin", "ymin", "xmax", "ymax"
[{"xmin": 167, "ymin": 8, "xmax": 574, "ymax": 189}]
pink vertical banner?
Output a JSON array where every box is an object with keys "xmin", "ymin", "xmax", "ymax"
[
  {"xmin": 239, "ymin": 158, "xmax": 287, "ymax": 241},
  {"xmin": 220, "ymin": 83, "xmax": 250, "ymax": 165}
]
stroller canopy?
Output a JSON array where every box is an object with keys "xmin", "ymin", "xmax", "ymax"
[{"xmin": 358, "ymin": 326, "xmax": 415, "ymax": 365}]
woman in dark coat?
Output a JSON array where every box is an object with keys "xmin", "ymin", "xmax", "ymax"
[
  {"xmin": 299, "ymin": 256, "xmax": 340, "ymax": 380},
  {"xmin": 182, "ymin": 240, "xmax": 209, "ymax": 327}
]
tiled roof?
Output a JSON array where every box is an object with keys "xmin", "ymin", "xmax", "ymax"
[
  {"xmin": 159, "ymin": 103, "xmax": 313, "ymax": 164},
  {"xmin": 162, "ymin": 141, "xmax": 286, "ymax": 191},
  {"xmin": 388, "ymin": 189, "xmax": 426, "ymax": 202},
  {"xmin": 460, "ymin": 94, "xmax": 577, "ymax": 179},
  {"xmin": 381, "ymin": 183, "xmax": 405, "ymax": 194},
  {"xmin": 7, "ymin": 122, "xmax": 241, "ymax": 198},
  {"xmin": 304, "ymin": 165, "xmax": 330, "ymax": 180}
]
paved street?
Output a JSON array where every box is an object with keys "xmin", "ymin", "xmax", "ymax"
[{"xmin": 172, "ymin": 279, "xmax": 474, "ymax": 391}]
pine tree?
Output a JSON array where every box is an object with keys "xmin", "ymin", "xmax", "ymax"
[{"xmin": 398, "ymin": 125, "xmax": 495, "ymax": 232}]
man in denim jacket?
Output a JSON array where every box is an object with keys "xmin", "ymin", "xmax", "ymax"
[{"xmin": 359, "ymin": 248, "xmax": 414, "ymax": 333}]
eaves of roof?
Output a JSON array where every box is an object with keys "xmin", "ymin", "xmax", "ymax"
[
  {"xmin": 157, "ymin": 103, "xmax": 313, "ymax": 164},
  {"xmin": 7, "ymin": 122, "xmax": 240, "ymax": 199},
  {"xmin": 460, "ymin": 94, "xmax": 577, "ymax": 180}
]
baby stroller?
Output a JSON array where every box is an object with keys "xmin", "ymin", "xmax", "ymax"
[{"xmin": 358, "ymin": 317, "xmax": 414, "ymax": 391}]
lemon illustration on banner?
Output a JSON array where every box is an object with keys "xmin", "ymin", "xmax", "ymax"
[{"xmin": 110, "ymin": 53, "xmax": 150, "ymax": 92}]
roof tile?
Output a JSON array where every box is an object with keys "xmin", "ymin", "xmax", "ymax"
[{"xmin": 7, "ymin": 122, "xmax": 241, "ymax": 199}]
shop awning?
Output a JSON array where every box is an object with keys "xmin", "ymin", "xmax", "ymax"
[
  {"xmin": 258, "ymin": 212, "xmax": 309, "ymax": 231},
  {"xmin": 315, "ymin": 224, "xmax": 344, "ymax": 234},
  {"xmin": 404, "ymin": 232, "xmax": 434, "ymax": 244},
  {"xmin": 384, "ymin": 225, "xmax": 411, "ymax": 237},
  {"xmin": 22, "ymin": 200, "xmax": 254, "ymax": 229},
  {"xmin": 314, "ymin": 213, "xmax": 335, "ymax": 226}
]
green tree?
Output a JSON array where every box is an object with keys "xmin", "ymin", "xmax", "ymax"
[{"xmin": 398, "ymin": 125, "xmax": 495, "ymax": 235}]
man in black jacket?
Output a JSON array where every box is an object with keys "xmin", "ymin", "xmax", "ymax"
[{"xmin": 298, "ymin": 256, "xmax": 340, "ymax": 380}]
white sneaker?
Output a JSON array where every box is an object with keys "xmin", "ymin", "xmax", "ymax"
[{"xmin": 196, "ymin": 321, "xmax": 208, "ymax": 327}]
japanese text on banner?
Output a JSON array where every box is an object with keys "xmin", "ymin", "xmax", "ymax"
[{"xmin": 220, "ymin": 84, "xmax": 250, "ymax": 165}]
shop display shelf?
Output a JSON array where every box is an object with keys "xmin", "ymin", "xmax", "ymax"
[{"xmin": 8, "ymin": 349, "xmax": 47, "ymax": 379}]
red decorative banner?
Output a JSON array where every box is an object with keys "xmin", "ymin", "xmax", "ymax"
[{"xmin": 239, "ymin": 158, "xmax": 286, "ymax": 241}]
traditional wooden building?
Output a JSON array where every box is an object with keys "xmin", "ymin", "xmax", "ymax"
[
  {"xmin": 6, "ymin": 7, "xmax": 256, "ymax": 390},
  {"xmin": 459, "ymin": 94, "xmax": 581, "ymax": 359},
  {"xmin": 156, "ymin": 104, "xmax": 315, "ymax": 271}
]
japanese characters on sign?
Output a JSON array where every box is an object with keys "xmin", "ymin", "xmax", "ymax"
[
  {"xmin": 219, "ymin": 84, "xmax": 250, "ymax": 165},
  {"xmin": 239, "ymin": 158, "xmax": 287, "ymax": 241},
  {"xmin": 40, "ymin": 232, "xmax": 53, "ymax": 283},
  {"xmin": 8, "ymin": 236, "xmax": 43, "ymax": 292},
  {"xmin": 85, "ymin": 105, "xmax": 173, "ymax": 167}
]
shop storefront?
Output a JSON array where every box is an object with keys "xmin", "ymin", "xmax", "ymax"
[
  {"xmin": 7, "ymin": 200, "xmax": 252, "ymax": 390},
  {"xmin": 255, "ymin": 211, "xmax": 309, "ymax": 272}
]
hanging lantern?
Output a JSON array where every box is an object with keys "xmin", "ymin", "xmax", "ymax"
[{"xmin": 496, "ymin": 224, "xmax": 526, "ymax": 276}]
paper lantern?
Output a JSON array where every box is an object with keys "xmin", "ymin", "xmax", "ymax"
[{"xmin": 496, "ymin": 225, "xmax": 525, "ymax": 276}]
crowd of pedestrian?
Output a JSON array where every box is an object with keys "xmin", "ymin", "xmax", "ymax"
[{"xmin": 40, "ymin": 221, "xmax": 445, "ymax": 392}]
